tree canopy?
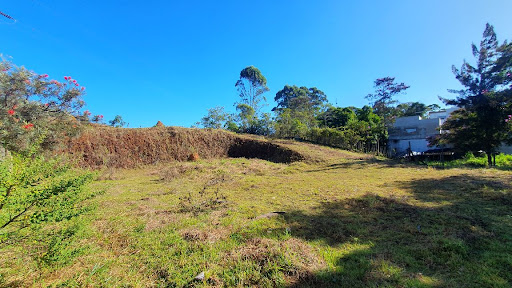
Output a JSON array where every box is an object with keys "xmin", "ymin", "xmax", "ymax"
[
  {"xmin": 432, "ymin": 23, "xmax": 512, "ymax": 165},
  {"xmin": 235, "ymin": 66, "xmax": 269, "ymax": 113},
  {"xmin": 395, "ymin": 102, "xmax": 441, "ymax": 118},
  {"xmin": 365, "ymin": 77, "xmax": 410, "ymax": 125},
  {"xmin": 318, "ymin": 107, "xmax": 356, "ymax": 128},
  {"xmin": 109, "ymin": 115, "xmax": 127, "ymax": 128},
  {"xmin": 273, "ymin": 85, "xmax": 327, "ymax": 112}
]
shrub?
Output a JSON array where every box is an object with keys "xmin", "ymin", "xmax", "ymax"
[
  {"xmin": 0, "ymin": 153, "xmax": 94, "ymax": 238},
  {"xmin": 304, "ymin": 127, "xmax": 364, "ymax": 151},
  {"xmin": 495, "ymin": 154, "xmax": 512, "ymax": 167},
  {"xmin": 0, "ymin": 59, "xmax": 86, "ymax": 154}
]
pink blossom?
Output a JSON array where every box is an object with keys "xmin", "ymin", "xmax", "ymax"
[{"xmin": 81, "ymin": 87, "xmax": 85, "ymax": 91}]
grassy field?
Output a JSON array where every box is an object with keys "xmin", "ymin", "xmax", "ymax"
[{"xmin": 1, "ymin": 141, "xmax": 512, "ymax": 287}]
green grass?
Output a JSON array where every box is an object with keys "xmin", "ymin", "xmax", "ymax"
[
  {"xmin": 427, "ymin": 152, "xmax": 512, "ymax": 169},
  {"xmin": 1, "ymin": 144, "xmax": 512, "ymax": 287}
]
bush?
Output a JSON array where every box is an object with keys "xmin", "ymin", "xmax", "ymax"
[
  {"xmin": 304, "ymin": 127, "xmax": 364, "ymax": 151},
  {"xmin": 0, "ymin": 59, "xmax": 86, "ymax": 154},
  {"xmin": 427, "ymin": 153, "xmax": 512, "ymax": 169},
  {"xmin": 0, "ymin": 153, "xmax": 95, "ymax": 238},
  {"xmin": 495, "ymin": 154, "xmax": 512, "ymax": 166}
]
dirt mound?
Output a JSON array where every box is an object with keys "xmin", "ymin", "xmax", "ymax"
[
  {"xmin": 228, "ymin": 138, "xmax": 304, "ymax": 164},
  {"xmin": 64, "ymin": 127, "xmax": 305, "ymax": 168}
]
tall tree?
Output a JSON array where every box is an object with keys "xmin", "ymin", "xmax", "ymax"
[
  {"xmin": 365, "ymin": 77, "xmax": 409, "ymax": 125},
  {"xmin": 235, "ymin": 66, "xmax": 269, "ymax": 113},
  {"xmin": 432, "ymin": 24, "xmax": 512, "ymax": 166}
]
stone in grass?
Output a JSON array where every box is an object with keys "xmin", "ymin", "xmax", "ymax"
[
  {"xmin": 194, "ymin": 271, "xmax": 205, "ymax": 281},
  {"xmin": 255, "ymin": 211, "xmax": 286, "ymax": 220}
]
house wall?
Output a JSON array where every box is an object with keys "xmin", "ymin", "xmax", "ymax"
[
  {"xmin": 389, "ymin": 117, "xmax": 441, "ymax": 140},
  {"xmin": 429, "ymin": 107, "xmax": 457, "ymax": 120},
  {"xmin": 388, "ymin": 138, "xmax": 431, "ymax": 155},
  {"xmin": 499, "ymin": 144, "xmax": 512, "ymax": 154},
  {"xmin": 388, "ymin": 115, "xmax": 444, "ymax": 155},
  {"xmin": 387, "ymin": 108, "xmax": 512, "ymax": 155}
]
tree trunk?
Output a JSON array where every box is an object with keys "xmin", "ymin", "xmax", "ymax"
[{"xmin": 487, "ymin": 152, "xmax": 492, "ymax": 167}]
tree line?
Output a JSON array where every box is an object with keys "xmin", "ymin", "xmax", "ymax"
[
  {"xmin": 197, "ymin": 69, "xmax": 439, "ymax": 154},
  {"xmin": 198, "ymin": 24, "xmax": 512, "ymax": 164}
]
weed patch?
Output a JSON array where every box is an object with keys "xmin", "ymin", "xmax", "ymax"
[{"xmin": 177, "ymin": 176, "xmax": 229, "ymax": 215}]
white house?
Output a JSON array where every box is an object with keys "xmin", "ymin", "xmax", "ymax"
[
  {"xmin": 387, "ymin": 108, "xmax": 456, "ymax": 155},
  {"xmin": 388, "ymin": 107, "xmax": 512, "ymax": 156}
]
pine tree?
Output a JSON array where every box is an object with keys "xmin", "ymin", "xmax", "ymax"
[{"xmin": 434, "ymin": 24, "xmax": 512, "ymax": 166}]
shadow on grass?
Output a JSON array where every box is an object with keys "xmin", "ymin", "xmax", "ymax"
[
  {"xmin": 307, "ymin": 157, "xmax": 512, "ymax": 173},
  {"xmin": 283, "ymin": 174, "xmax": 512, "ymax": 287},
  {"xmin": 305, "ymin": 158, "xmax": 411, "ymax": 172},
  {"xmin": 425, "ymin": 162, "xmax": 512, "ymax": 171}
]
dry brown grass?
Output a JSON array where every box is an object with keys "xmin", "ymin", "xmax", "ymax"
[
  {"xmin": 64, "ymin": 126, "xmax": 306, "ymax": 168},
  {"xmin": 158, "ymin": 164, "xmax": 193, "ymax": 182},
  {"xmin": 180, "ymin": 227, "xmax": 230, "ymax": 244},
  {"xmin": 229, "ymin": 237, "xmax": 326, "ymax": 284},
  {"xmin": 64, "ymin": 126, "xmax": 238, "ymax": 168}
]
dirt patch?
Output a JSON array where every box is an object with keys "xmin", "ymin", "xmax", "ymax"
[
  {"xmin": 228, "ymin": 139, "xmax": 304, "ymax": 164},
  {"xmin": 180, "ymin": 227, "xmax": 229, "ymax": 243},
  {"xmin": 255, "ymin": 211, "xmax": 286, "ymax": 219}
]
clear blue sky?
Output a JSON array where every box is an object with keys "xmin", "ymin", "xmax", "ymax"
[{"xmin": 2, "ymin": 0, "xmax": 512, "ymax": 127}]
